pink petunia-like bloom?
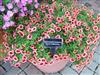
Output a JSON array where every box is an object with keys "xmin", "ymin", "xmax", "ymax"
[
  {"xmin": 81, "ymin": 52, "xmax": 87, "ymax": 58},
  {"xmin": 0, "ymin": 6, "xmax": 5, "ymax": 12},
  {"xmin": 4, "ymin": 56, "xmax": 11, "ymax": 62},
  {"xmin": 31, "ymin": 26, "xmax": 37, "ymax": 32},
  {"xmin": 86, "ymin": 26, "xmax": 90, "ymax": 31},
  {"xmin": 8, "ymin": 50, "xmax": 14, "ymax": 56},
  {"xmin": 27, "ymin": 34, "xmax": 32, "ymax": 40},
  {"xmin": 79, "ymin": 34, "xmax": 84, "ymax": 38},
  {"xmin": 18, "ymin": 31, "xmax": 25, "ymax": 37},
  {"xmin": 55, "ymin": 27, "xmax": 61, "ymax": 32},
  {"xmin": 93, "ymin": 25, "xmax": 99, "ymax": 32},
  {"xmin": 17, "ymin": 24, "xmax": 24, "ymax": 30},
  {"xmin": 56, "ymin": 17, "xmax": 62, "ymax": 23},
  {"xmin": 76, "ymin": 21, "xmax": 82, "ymax": 26},
  {"xmin": 7, "ymin": 3, "xmax": 13, "ymax": 9},
  {"xmin": 76, "ymin": 54, "xmax": 81, "ymax": 60},
  {"xmin": 3, "ymin": 15, "xmax": 10, "ymax": 21},
  {"xmin": 15, "ymin": 49, "xmax": 22, "ymax": 54},
  {"xmin": 48, "ymin": 8, "xmax": 54, "ymax": 14},
  {"xmin": 7, "ymin": 10, "xmax": 14, "ymax": 17},
  {"xmin": 86, "ymin": 40, "xmax": 92, "ymax": 45},
  {"xmin": 12, "ymin": 56, "xmax": 18, "ymax": 61},
  {"xmin": 55, "ymin": 35, "xmax": 61, "ymax": 39},
  {"xmin": 70, "ymin": 58, "xmax": 75, "ymax": 62},
  {"xmin": 87, "ymin": 33, "xmax": 94, "ymax": 38},
  {"xmin": 14, "ymin": 62, "xmax": 21, "ymax": 67},
  {"xmin": 65, "ymin": 11, "xmax": 70, "ymax": 17}
]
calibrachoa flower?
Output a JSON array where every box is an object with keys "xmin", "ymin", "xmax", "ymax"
[{"xmin": 1, "ymin": 0, "xmax": 100, "ymax": 71}]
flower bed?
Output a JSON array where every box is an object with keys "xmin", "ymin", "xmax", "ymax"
[{"xmin": 0, "ymin": 0, "xmax": 100, "ymax": 72}]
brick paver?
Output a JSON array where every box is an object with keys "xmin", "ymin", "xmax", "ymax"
[
  {"xmin": 4, "ymin": 67, "xmax": 22, "ymax": 75},
  {"xmin": 80, "ymin": 67, "xmax": 94, "ymax": 75},
  {"xmin": 24, "ymin": 64, "xmax": 43, "ymax": 75}
]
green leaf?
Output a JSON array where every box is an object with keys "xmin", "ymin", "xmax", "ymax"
[{"xmin": 3, "ymin": 0, "xmax": 11, "ymax": 5}]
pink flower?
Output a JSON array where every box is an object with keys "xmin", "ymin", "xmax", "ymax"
[
  {"xmin": 18, "ymin": 31, "xmax": 25, "ymax": 37},
  {"xmin": 15, "ymin": 49, "xmax": 22, "ymax": 54},
  {"xmin": 86, "ymin": 40, "xmax": 92, "ymax": 45},
  {"xmin": 27, "ymin": 34, "xmax": 32, "ymax": 40},
  {"xmin": 14, "ymin": 62, "xmax": 21, "ymax": 67},
  {"xmin": 70, "ymin": 58, "xmax": 75, "ymax": 62},
  {"xmin": 35, "ymin": 12, "xmax": 40, "ymax": 18},
  {"xmin": 31, "ymin": 27, "xmax": 37, "ymax": 32},
  {"xmin": 79, "ymin": 34, "xmax": 84, "ymax": 38},
  {"xmin": 88, "ymin": 33, "xmax": 94, "ymax": 38},
  {"xmin": 17, "ymin": 24, "xmax": 24, "ymax": 30},
  {"xmin": 8, "ymin": 50, "xmax": 14, "ymax": 56},
  {"xmin": 7, "ymin": 10, "xmax": 14, "ymax": 17},
  {"xmin": 93, "ymin": 25, "xmax": 99, "ymax": 32},
  {"xmin": 55, "ymin": 35, "xmax": 61, "ymax": 39},
  {"xmin": 4, "ymin": 56, "xmax": 10, "ymax": 62},
  {"xmin": 56, "ymin": 17, "xmax": 62, "ymax": 23},
  {"xmin": 27, "ymin": 28, "xmax": 32, "ymax": 33},
  {"xmin": 3, "ymin": 15, "xmax": 10, "ymax": 21},
  {"xmin": 12, "ymin": 56, "xmax": 18, "ymax": 61},
  {"xmin": 6, "ymin": 3, "xmax": 13, "ymax": 9},
  {"xmin": 86, "ymin": 26, "xmax": 90, "ymax": 31},
  {"xmin": 30, "ymin": 45, "xmax": 35, "ymax": 49},
  {"xmin": 81, "ymin": 52, "xmax": 87, "ymax": 58},
  {"xmin": 48, "ymin": 8, "xmax": 54, "ymax": 14},
  {"xmin": 65, "ymin": 11, "xmax": 70, "ymax": 17},
  {"xmin": 76, "ymin": 54, "xmax": 81, "ymax": 60},
  {"xmin": 55, "ymin": 27, "xmax": 61, "ymax": 32},
  {"xmin": 77, "ymin": 21, "xmax": 82, "ymax": 26}
]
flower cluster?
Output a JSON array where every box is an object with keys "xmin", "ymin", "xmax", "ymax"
[
  {"xmin": 2, "ymin": 0, "xmax": 100, "ymax": 69},
  {"xmin": 0, "ymin": 0, "xmax": 40, "ymax": 29}
]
